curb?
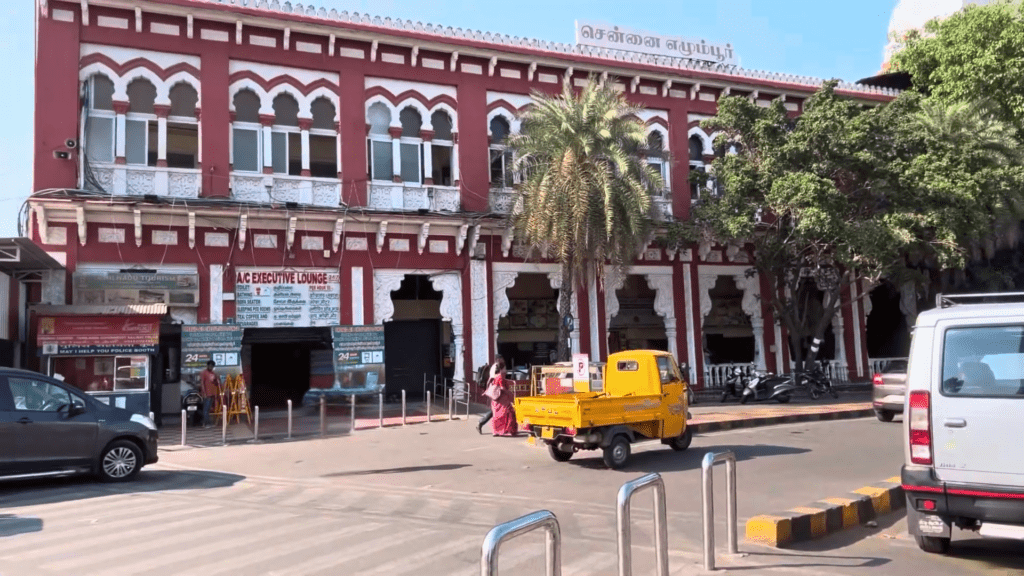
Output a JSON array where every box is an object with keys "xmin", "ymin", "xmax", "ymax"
[
  {"xmin": 689, "ymin": 407, "xmax": 875, "ymax": 434},
  {"xmin": 746, "ymin": 476, "xmax": 905, "ymax": 547}
]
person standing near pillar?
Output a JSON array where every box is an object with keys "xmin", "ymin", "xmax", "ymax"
[
  {"xmin": 476, "ymin": 357, "xmax": 505, "ymax": 434},
  {"xmin": 200, "ymin": 360, "xmax": 221, "ymax": 427}
]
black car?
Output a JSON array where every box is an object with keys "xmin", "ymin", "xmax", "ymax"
[{"xmin": 0, "ymin": 368, "xmax": 158, "ymax": 482}]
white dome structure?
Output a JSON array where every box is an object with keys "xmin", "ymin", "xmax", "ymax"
[{"xmin": 882, "ymin": 0, "xmax": 995, "ymax": 71}]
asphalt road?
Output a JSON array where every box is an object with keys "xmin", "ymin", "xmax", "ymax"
[{"xmin": 2, "ymin": 415, "xmax": 1021, "ymax": 575}]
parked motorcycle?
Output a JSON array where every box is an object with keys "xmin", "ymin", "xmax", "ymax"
[
  {"xmin": 739, "ymin": 369, "xmax": 797, "ymax": 404},
  {"xmin": 720, "ymin": 366, "xmax": 749, "ymax": 402},
  {"xmin": 181, "ymin": 384, "xmax": 204, "ymax": 427},
  {"xmin": 796, "ymin": 361, "xmax": 839, "ymax": 400}
]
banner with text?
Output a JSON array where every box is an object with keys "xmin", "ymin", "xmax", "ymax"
[
  {"xmin": 181, "ymin": 324, "xmax": 243, "ymax": 369},
  {"xmin": 575, "ymin": 19, "xmax": 738, "ymax": 67},
  {"xmin": 234, "ymin": 268, "xmax": 341, "ymax": 328},
  {"xmin": 37, "ymin": 316, "xmax": 159, "ymax": 356},
  {"xmin": 305, "ymin": 326, "xmax": 385, "ymax": 402}
]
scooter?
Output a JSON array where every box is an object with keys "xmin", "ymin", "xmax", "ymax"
[
  {"xmin": 181, "ymin": 384, "xmax": 204, "ymax": 427},
  {"xmin": 720, "ymin": 366, "xmax": 750, "ymax": 402},
  {"xmin": 740, "ymin": 370, "xmax": 798, "ymax": 404}
]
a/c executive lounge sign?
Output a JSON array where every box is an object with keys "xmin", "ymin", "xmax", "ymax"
[{"xmin": 575, "ymin": 19, "xmax": 738, "ymax": 68}]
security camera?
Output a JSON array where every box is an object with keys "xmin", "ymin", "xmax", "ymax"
[{"xmin": 65, "ymin": 139, "xmax": 78, "ymax": 149}]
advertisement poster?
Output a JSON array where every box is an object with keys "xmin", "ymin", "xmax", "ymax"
[
  {"xmin": 304, "ymin": 325, "xmax": 385, "ymax": 404},
  {"xmin": 73, "ymin": 272, "xmax": 199, "ymax": 307},
  {"xmin": 234, "ymin": 268, "xmax": 341, "ymax": 328},
  {"xmin": 37, "ymin": 316, "xmax": 159, "ymax": 355},
  {"xmin": 181, "ymin": 325, "xmax": 243, "ymax": 368}
]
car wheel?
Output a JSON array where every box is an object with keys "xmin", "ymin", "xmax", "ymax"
[
  {"xmin": 547, "ymin": 442, "xmax": 573, "ymax": 462},
  {"xmin": 915, "ymin": 535, "xmax": 951, "ymax": 554},
  {"xmin": 669, "ymin": 428, "xmax": 692, "ymax": 452},
  {"xmin": 876, "ymin": 410, "xmax": 895, "ymax": 422},
  {"xmin": 602, "ymin": 436, "xmax": 631, "ymax": 469},
  {"xmin": 97, "ymin": 440, "xmax": 142, "ymax": 482},
  {"xmin": 776, "ymin": 394, "xmax": 791, "ymax": 404}
]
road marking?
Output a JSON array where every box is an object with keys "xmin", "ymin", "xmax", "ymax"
[
  {"xmin": 351, "ymin": 534, "xmax": 479, "ymax": 576},
  {"xmin": 267, "ymin": 526, "xmax": 434, "ymax": 576}
]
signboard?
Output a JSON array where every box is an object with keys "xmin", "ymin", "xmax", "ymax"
[
  {"xmin": 181, "ymin": 324, "xmax": 243, "ymax": 368},
  {"xmin": 234, "ymin": 268, "xmax": 341, "ymax": 328},
  {"xmin": 73, "ymin": 272, "xmax": 199, "ymax": 307},
  {"xmin": 575, "ymin": 19, "xmax": 738, "ymax": 68},
  {"xmin": 38, "ymin": 316, "xmax": 159, "ymax": 355},
  {"xmin": 305, "ymin": 326, "xmax": 385, "ymax": 403},
  {"xmin": 573, "ymin": 353, "xmax": 590, "ymax": 387}
]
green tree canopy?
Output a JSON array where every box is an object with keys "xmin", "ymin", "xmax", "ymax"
[
  {"xmin": 668, "ymin": 81, "xmax": 1024, "ymax": 368},
  {"xmin": 510, "ymin": 77, "xmax": 662, "ymax": 361}
]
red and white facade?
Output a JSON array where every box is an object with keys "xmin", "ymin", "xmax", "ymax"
[{"xmin": 28, "ymin": 0, "xmax": 898, "ymax": 409}]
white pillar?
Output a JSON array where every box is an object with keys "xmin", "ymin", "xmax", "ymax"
[
  {"xmin": 682, "ymin": 264, "xmax": 697, "ymax": 384},
  {"xmin": 470, "ymin": 260, "xmax": 490, "ymax": 372},
  {"xmin": 210, "ymin": 264, "xmax": 224, "ymax": 324},
  {"xmin": 351, "ymin": 266, "xmax": 364, "ymax": 325},
  {"xmin": 300, "ymin": 129, "xmax": 311, "ymax": 174},
  {"xmin": 588, "ymin": 268, "xmax": 600, "ymax": 358},
  {"xmin": 157, "ymin": 116, "xmax": 168, "ymax": 164},
  {"xmin": 261, "ymin": 125, "xmax": 273, "ymax": 172},
  {"xmin": 451, "ymin": 137, "xmax": 460, "ymax": 183},
  {"xmin": 115, "ymin": 114, "xmax": 127, "ymax": 160},
  {"xmin": 335, "ymin": 132, "xmax": 342, "ymax": 178},
  {"xmin": 391, "ymin": 139, "xmax": 401, "ymax": 179}
]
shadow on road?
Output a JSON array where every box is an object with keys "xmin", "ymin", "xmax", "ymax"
[
  {"xmin": 720, "ymin": 550, "xmax": 890, "ymax": 571},
  {"xmin": 564, "ymin": 443, "xmax": 810, "ymax": 472},
  {"xmin": 784, "ymin": 510, "xmax": 905, "ymax": 552},
  {"xmin": 323, "ymin": 464, "xmax": 471, "ymax": 477},
  {"xmin": 943, "ymin": 536, "xmax": 1024, "ymax": 571},
  {"xmin": 0, "ymin": 469, "xmax": 245, "ymax": 509},
  {"xmin": 0, "ymin": 514, "xmax": 43, "ymax": 538}
]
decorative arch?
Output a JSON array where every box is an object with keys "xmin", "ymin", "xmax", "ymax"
[
  {"xmin": 645, "ymin": 124, "xmax": 671, "ymax": 150},
  {"xmin": 487, "ymin": 108, "xmax": 521, "ymax": 136},
  {"xmin": 161, "ymin": 71, "xmax": 202, "ymax": 105},
  {"xmin": 395, "ymin": 99, "xmax": 431, "ymax": 130},
  {"xmin": 229, "ymin": 79, "xmax": 271, "ymax": 115},
  {"xmin": 364, "ymin": 95, "xmax": 400, "ymax": 128},
  {"xmin": 302, "ymin": 86, "xmax": 340, "ymax": 121},
  {"xmin": 119, "ymin": 68, "xmax": 167, "ymax": 105},
  {"xmin": 265, "ymin": 83, "xmax": 307, "ymax": 118},
  {"xmin": 688, "ymin": 127, "xmax": 713, "ymax": 156}
]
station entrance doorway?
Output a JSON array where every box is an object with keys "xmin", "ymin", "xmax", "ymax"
[
  {"xmin": 383, "ymin": 275, "xmax": 447, "ymax": 401},
  {"xmin": 243, "ymin": 327, "xmax": 333, "ymax": 409}
]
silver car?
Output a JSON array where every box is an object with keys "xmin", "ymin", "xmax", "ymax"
[{"xmin": 872, "ymin": 359, "xmax": 907, "ymax": 422}]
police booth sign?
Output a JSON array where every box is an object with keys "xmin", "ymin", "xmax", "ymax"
[{"xmin": 303, "ymin": 325, "xmax": 386, "ymax": 404}]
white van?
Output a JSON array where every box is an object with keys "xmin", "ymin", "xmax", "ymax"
[{"xmin": 902, "ymin": 293, "xmax": 1024, "ymax": 554}]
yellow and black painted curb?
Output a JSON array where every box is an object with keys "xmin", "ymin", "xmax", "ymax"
[
  {"xmin": 745, "ymin": 476, "xmax": 904, "ymax": 547},
  {"xmin": 689, "ymin": 407, "xmax": 875, "ymax": 434}
]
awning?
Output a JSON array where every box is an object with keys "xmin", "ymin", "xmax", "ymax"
[
  {"xmin": 0, "ymin": 237, "xmax": 65, "ymax": 278},
  {"xmin": 31, "ymin": 304, "xmax": 168, "ymax": 316},
  {"xmin": 241, "ymin": 326, "xmax": 332, "ymax": 345}
]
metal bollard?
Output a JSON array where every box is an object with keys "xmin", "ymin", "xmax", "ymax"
[
  {"xmin": 180, "ymin": 409, "xmax": 186, "ymax": 447},
  {"xmin": 320, "ymin": 396, "xmax": 327, "ymax": 437},
  {"xmin": 378, "ymin": 393, "xmax": 384, "ymax": 428},
  {"xmin": 149, "ymin": 411, "xmax": 155, "ymax": 421},
  {"xmin": 426, "ymin": 391, "xmax": 432, "ymax": 422},
  {"xmin": 221, "ymin": 404, "xmax": 228, "ymax": 445},
  {"xmin": 253, "ymin": 406, "xmax": 259, "ymax": 441},
  {"xmin": 702, "ymin": 450, "xmax": 738, "ymax": 571},
  {"xmin": 616, "ymin": 473, "xmax": 669, "ymax": 576},
  {"xmin": 449, "ymin": 396, "xmax": 454, "ymax": 421},
  {"xmin": 350, "ymin": 394, "xmax": 357, "ymax": 433},
  {"xmin": 287, "ymin": 399, "xmax": 292, "ymax": 439},
  {"xmin": 401, "ymin": 389, "xmax": 407, "ymax": 426},
  {"xmin": 481, "ymin": 510, "xmax": 561, "ymax": 576}
]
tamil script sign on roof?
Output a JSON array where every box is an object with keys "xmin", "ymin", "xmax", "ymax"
[{"xmin": 575, "ymin": 19, "xmax": 738, "ymax": 68}]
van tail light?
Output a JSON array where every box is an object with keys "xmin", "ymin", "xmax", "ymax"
[
  {"xmin": 565, "ymin": 427, "xmax": 577, "ymax": 436},
  {"xmin": 872, "ymin": 374, "xmax": 884, "ymax": 386},
  {"xmin": 909, "ymin": 390, "xmax": 932, "ymax": 465}
]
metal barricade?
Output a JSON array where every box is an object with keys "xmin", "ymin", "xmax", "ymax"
[
  {"xmin": 481, "ymin": 510, "xmax": 561, "ymax": 576},
  {"xmin": 616, "ymin": 473, "xmax": 669, "ymax": 576},
  {"xmin": 702, "ymin": 450, "xmax": 738, "ymax": 571}
]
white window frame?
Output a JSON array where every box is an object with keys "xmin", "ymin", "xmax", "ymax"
[
  {"xmin": 230, "ymin": 120, "xmax": 263, "ymax": 174},
  {"xmin": 489, "ymin": 142, "xmax": 518, "ymax": 189},
  {"xmin": 84, "ymin": 77, "xmax": 116, "ymax": 164},
  {"xmin": 430, "ymin": 136, "xmax": 454, "ymax": 187},
  {"xmin": 165, "ymin": 114, "xmax": 200, "ymax": 169},
  {"xmin": 124, "ymin": 112, "xmax": 156, "ymax": 167},
  {"xmin": 367, "ymin": 132, "xmax": 393, "ymax": 182},
  {"xmin": 308, "ymin": 127, "xmax": 338, "ymax": 178},
  {"xmin": 271, "ymin": 124, "xmax": 301, "ymax": 176},
  {"xmin": 399, "ymin": 135, "xmax": 424, "ymax": 185}
]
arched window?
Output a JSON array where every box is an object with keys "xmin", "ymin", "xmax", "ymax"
[
  {"xmin": 398, "ymin": 107, "xmax": 423, "ymax": 184},
  {"xmin": 309, "ymin": 98, "xmax": 338, "ymax": 178},
  {"xmin": 367, "ymin": 102, "xmax": 393, "ymax": 182},
  {"xmin": 84, "ymin": 74, "xmax": 115, "ymax": 164},
  {"xmin": 167, "ymin": 83, "xmax": 198, "ymax": 169},
  {"xmin": 271, "ymin": 93, "xmax": 301, "ymax": 175},
  {"xmin": 489, "ymin": 116, "xmax": 514, "ymax": 188},
  {"xmin": 430, "ymin": 111, "xmax": 453, "ymax": 186},
  {"xmin": 125, "ymin": 78, "xmax": 157, "ymax": 167},
  {"xmin": 647, "ymin": 132, "xmax": 669, "ymax": 189},
  {"xmin": 689, "ymin": 135, "xmax": 708, "ymax": 202},
  {"xmin": 231, "ymin": 89, "xmax": 261, "ymax": 173}
]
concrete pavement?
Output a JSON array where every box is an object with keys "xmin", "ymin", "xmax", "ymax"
[{"xmin": 3, "ymin": 416, "xmax": 1020, "ymax": 575}]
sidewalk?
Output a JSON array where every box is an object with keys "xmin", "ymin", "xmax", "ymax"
[{"xmin": 159, "ymin": 390, "xmax": 874, "ymax": 450}]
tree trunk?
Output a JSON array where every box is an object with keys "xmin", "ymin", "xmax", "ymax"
[{"xmin": 556, "ymin": 266, "xmax": 574, "ymax": 363}]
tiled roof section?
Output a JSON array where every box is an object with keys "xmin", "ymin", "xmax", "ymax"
[{"xmin": 188, "ymin": 0, "xmax": 900, "ymax": 98}]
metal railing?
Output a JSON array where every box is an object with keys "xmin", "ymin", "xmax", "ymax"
[
  {"xmin": 616, "ymin": 473, "xmax": 669, "ymax": 576},
  {"xmin": 704, "ymin": 363, "xmax": 755, "ymax": 388},
  {"xmin": 869, "ymin": 357, "xmax": 908, "ymax": 375},
  {"xmin": 481, "ymin": 510, "xmax": 561, "ymax": 576},
  {"xmin": 702, "ymin": 450, "xmax": 738, "ymax": 571}
]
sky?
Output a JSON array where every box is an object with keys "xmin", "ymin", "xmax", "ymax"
[{"xmin": 0, "ymin": 0, "xmax": 902, "ymax": 237}]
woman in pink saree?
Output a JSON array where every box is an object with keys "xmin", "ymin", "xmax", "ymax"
[{"xmin": 489, "ymin": 362, "xmax": 518, "ymax": 437}]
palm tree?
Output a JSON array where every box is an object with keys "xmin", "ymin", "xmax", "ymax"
[{"xmin": 509, "ymin": 76, "xmax": 664, "ymax": 361}]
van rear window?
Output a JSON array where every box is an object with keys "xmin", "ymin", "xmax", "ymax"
[
  {"xmin": 941, "ymin": 326, "xmax": 1024, "ymax": 397},
  {"xmin": 617, "ymin": 360, "xmax": 639, "ymax": 372}
]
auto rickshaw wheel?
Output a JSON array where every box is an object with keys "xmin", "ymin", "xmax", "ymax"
[
  {"xmin": 603, "ymin": 436, "xmax": 631, "ymax": 469},
  {"xmin": 668, "ymin": 428, "xmax": 692, "ymax": 452},
  {"xmin": 547, "ymin": 442, "xmax": 574, "ymax": 462}
]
